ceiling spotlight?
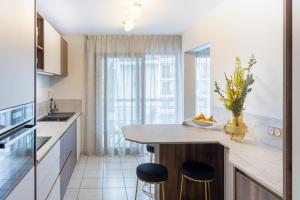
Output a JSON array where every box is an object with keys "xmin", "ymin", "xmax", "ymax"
[
  {"xmin": 123, "ymin": 19, "xmax": 135, "ymax": 32},
  {"xmin": 129, "ymin": 3, "xmax": 142, "ymax": 19}
]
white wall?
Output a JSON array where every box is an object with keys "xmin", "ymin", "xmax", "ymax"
[
  {"xmin": 182, "ymin": 0, "xmax": 283, "ymax": 120},
  {"xmin": 50, "ymin": 36, "xmax": 85, "ymax": 99},
  {"xmin": 293, "ymin": 0, "xmax": 300, "ymax": 198},
  {"xmin": 36, "ymin": 75, "xmax": 50, "ymax": 103}
]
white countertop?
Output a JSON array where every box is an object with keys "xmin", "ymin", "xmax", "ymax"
[
  {"xmin": 122, "ymin": 124, "xmax": 283, "ymax": 197},
  {"xmin": 36, "ymin": 112, "xmax": 81, "ymax": 163}
]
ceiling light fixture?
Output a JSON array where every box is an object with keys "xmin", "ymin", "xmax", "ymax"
[
  {"xmin": 123, "ymin": 19, "xmax": 135, "ymax": 32},
  {"xmin": 129, "ymin": 3, "xmax": 142, "ymax": 19},
  {"xmin": 123, "ymin": 2, "xmax": 143, "ymax": 32}
]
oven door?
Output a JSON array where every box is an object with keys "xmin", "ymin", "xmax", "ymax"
[{"xmin": 0, "ymin": 125, "xmax": 35, "ymax": 200}]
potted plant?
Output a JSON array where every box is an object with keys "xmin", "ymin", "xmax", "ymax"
[{"xmin": 214, "ymin": 55, "xmax": 256, "ymax": 141}]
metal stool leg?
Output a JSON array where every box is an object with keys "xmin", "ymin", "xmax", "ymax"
[
  {"xmin": 208, "ymin": 182, "xmax": 211, "ymax": 200},
  {"xmin": 135, "ymin": 179, "xmax": 139, "ymax": 200},
  {"xmin": 161, "ymin": 183, "xmax": 165, "ymax": 200},
  {"xmin": 179, "ymin": 175, "xmax": 184, "ymax": 200},
  {"xmin": 204, "ymin": 182, "xmax": 208, "ymax": 200}
]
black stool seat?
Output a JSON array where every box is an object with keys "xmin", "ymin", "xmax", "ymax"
[
  {"xmin": 136, "ymin": 163, "xmax": 168, "ymax": 183},
  {"xmin": 182, "ymin": 161, "xmax": 215, "ymax": 181},
  {"xmin": 146, "ymin": 144, "xmax": 155, "ymax": 153}
]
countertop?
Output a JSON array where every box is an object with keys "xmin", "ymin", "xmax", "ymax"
[
  {"xmin": 36, "ymin": 112, "xmax": 81, "ymax": 163},
  {"xmin": 122, "ymin": 124, "xmax": 283, "ymax": 197}
]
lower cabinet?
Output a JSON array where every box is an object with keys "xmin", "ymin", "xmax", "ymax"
[
  {"xmin": 47, "ymin": 177, "xmax": 61, "ymax": 200},
  {"xmin": 37, "ymin": 120, "xmax": 78, "ymax": 200},
  {"xmin": 37, "ymin": 142, "xmax": 60, "ymax": 200},
  {"xmin": 235, "ymin": 170, "xmax": 282, "ymax": 200},
  {"xmin": 6, "ymin": 168, "xmax": 35, "ymax": 200}
]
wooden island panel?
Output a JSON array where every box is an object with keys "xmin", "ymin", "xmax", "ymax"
[{"xmin": 159, "ymin": 144, "xmax": 224, "ymax": 200}]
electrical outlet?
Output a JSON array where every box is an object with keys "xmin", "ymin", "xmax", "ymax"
[
  {"xmin": 268, "ymin": 126, "xmax": 282, "ymax": 137},
  {"xmin": 268, "ymin": 127, "xmax": 274, "ymax": 135},
  {"xmin": 274, "ymin": 128, "xmax": 282, "ymax": 137}
]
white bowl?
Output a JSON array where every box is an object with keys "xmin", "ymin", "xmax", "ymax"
[{"xmin": 192, "ymin": 119, "xmax": 214, "ymax": 127}]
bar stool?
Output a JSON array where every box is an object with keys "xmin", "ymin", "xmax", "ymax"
[
  {"xmin": 135, "ymin": 163, "xmax": 168, "ymax": 200},
  {"xmin": 179, "ymin": 161, "xmax": 215, "ymax": 200},
  {"xmin": 146, "ymin": 144, "xmax": 155, "ymax": 162}
]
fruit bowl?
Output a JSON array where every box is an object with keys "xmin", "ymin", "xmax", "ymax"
[{"xmin": 192, "ymin": 119, "xmax": 215, "ymax": 127}]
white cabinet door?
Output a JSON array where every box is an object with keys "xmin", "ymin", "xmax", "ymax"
[
  {"xmin": 6, "ymin": 167, "xmax": 35, "ymax": 200},
  {"xmin": 0, "ymin": 0, "xmax": 35, "ymax": 110},
  {"xmin": 44, "ymin": 20, "xmax": 61, "ymax": 75},
  {"xmin": 47, "ymin": 176, "xmax": 61, "ymax": 200},
  {"xmin": 37, "ymin": 142, "xmax": 60, "ymax": 200}
]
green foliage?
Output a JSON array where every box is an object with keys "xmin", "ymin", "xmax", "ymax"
[{"xmin": 214, "ymin": 55, "xmax": 256, "ymax": 116}]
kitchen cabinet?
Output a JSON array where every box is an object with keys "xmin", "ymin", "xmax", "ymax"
[
  {"xmin": 60, "ymin": 38, "xmax": 68, "ymax": 76},
  {"xmin": 36, "ymin": 13, "xmax": 68, "ymax": 76},
  {"xmin": 60, "ymin": 121, "xmax": 77, "ymax": 198},
  {"xmin": 47, "ymin": 177, "xmax": 61, "ymax": 200},
  {"xmin": 235, "ymin": 170, "xmax": 282, "ymax": 200},
  {"xmin": 44, "ymin": 20, "xmax": 61, "ymax": 75},
  {"xmin": 5, "ymin": 168, "xmax": 35, "ymax": 200},
  {"xmin": 37, "ymin": 142, "xmax": 60, "ymax": 200},
  {"xmin": 0, "ymin": 0, "xmax": 35, "ymax": 110},
  {"xmin": 76, "ymin": 116, "xmax": 81, "ymax": 160}
]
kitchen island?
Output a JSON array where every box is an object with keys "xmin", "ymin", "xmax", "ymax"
[{"xmin": 122, "ymin": 124, "xmax": 283, "ymax": 200}]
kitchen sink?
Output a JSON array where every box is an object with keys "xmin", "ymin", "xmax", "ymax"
[{"xmin": 38, "ymin": 112, "xmax": 76, "ymax": 122}]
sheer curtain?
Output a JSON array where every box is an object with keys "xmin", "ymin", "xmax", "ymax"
[{"xmin": 85, "ymin": 35, "xmax": 182, "ymax": 156}]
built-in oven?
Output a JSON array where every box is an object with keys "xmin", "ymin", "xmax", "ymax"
[{"xmin": 0, "ymin": 103, "xmax": 35, "ymax": 200}]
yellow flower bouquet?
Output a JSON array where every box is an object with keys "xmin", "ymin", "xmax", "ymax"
[{"xmin": 214, "ymin": 55, "xmax": 256, "ymax": 141}]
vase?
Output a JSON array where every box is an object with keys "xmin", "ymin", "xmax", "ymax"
[{"xmin": 225, "ymin": 112, "xmax": 248, "ymax": 142}]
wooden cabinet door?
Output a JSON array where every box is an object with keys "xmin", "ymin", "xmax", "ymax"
[
  {"xmin": 44, "ymin": 20, "xmax": 61, "ymax": 75},
  {"xmin": 60, "ymin": 38, "xmax": 68, "ymax": 76},
  {"xmin": 235, "ymin": 170, "xmax": 281, "ymax": 200}
]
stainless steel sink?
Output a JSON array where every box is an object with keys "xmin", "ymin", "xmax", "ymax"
[{"xmin": 38, "ymin": 112, "xmax": 75, "ymax": 122}]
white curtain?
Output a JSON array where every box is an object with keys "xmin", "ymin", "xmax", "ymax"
[{"xmin": 85, "ymin": 35, "xmax": 182, "ymax": 156}]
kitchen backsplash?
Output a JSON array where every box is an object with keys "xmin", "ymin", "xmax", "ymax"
[
  {"xmin": 212, "ymin": 106, "xmax": 283, "ymax": 149},
  {"xmin": 36, "ymin": 99, "xmax": 82, "ymax": 118}
]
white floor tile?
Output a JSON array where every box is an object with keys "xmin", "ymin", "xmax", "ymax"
[
  {"xmin": 63, "ymin": 188, "xmax": 79, "ymax": 200},
  {"xmin": 68, "ymin": 178, "xmax": 82, "ymax": 189},
  {"xmin": 86, "ymin": 163, "xmax": 104, "ymax": 170},
  {"xmin": 81, "ymin": 179, "xmax": 103, "ymax": 189},
  {"xmin": 103, "ymin": 170, "xmax": 123, "ymax": 178},
  {"xmin": 102, "ymin": 188, "xmax": 127, "ymax": 200},
  {"xmin": 103, "ymin": 163, "xmax": 122, "ymax": 170},
  {"xmin": 122, "ymin": 169, "xmax": 136, "ymax": 178},
  {"xmin": 124, "ymin": 178, "xmax": 137, "ymax": 188},
  {"xmin": 102, "ymin": 178, "xmax": 125, "ymax": 188},
  {"xmin": 75, "ymin": 163, "xmax": 86, "ymax": 170},
  {"xmin": 77, "ymin": 189, "xmax": 103, "ymax": 200},
  {"xmin": 83, "ymin": 170, "xmax": 103, "ymax": 178},
  {"xmin": 72, "ymin": 170, "xmax": 84, "ymax": 179}
]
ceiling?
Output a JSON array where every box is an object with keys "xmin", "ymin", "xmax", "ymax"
[{"xmin": 37, "ymin": 0, "xmax": 222, "ymax": 35}]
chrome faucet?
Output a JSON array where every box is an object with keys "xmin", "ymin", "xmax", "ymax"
[{"xmin": 48, "ymin": 98, "xmax": 58, "ymax": 114}]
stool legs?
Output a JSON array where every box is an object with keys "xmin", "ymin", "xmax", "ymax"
[
  {"xmin": 161, "ymin": 183, "xmax": 165, "ymax": 200},
  {"xmin": 179, "ymin": 175, "xmax": 184, "ymax": 200},
  {"xmin": 135, "ymin": 179, "xmax": 139, "ymax": 200},
  {"xmin": 178, "ymin": 176, "xmax": 212, "ymax": 200},
  {"xmin": 135, "ymin": 180, "xmax": 166, "ymax": 200}
]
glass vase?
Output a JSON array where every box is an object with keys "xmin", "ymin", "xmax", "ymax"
[{"xmin": 225, "ymin": 112, "xmax": 248, "ymax": 142}]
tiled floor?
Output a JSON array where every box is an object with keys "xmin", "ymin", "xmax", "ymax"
[{"xmin": 63, "ymin": 155, "xmax": 155, "ymax": 200}]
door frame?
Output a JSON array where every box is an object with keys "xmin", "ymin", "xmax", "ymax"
[{"xmin": 283, "ymin": 0, "xmax": 292, "ymax": 199}]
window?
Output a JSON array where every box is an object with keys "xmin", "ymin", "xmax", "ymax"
[
  {"xmin": 144, "ymin": 54, "xmax": 177, "ymax": 124},
  {"xmin": 195, "ymin": 46, "xmax": 211, "ymax": 116}
]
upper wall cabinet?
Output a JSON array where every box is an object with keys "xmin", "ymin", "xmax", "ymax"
[
  {"xmin": 44, "ymin": 20, "xmax": 61, "ymax": 75},
  {"xmin": 37, "ymin": 13, "xmax": 68, "ymax": 76}
]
